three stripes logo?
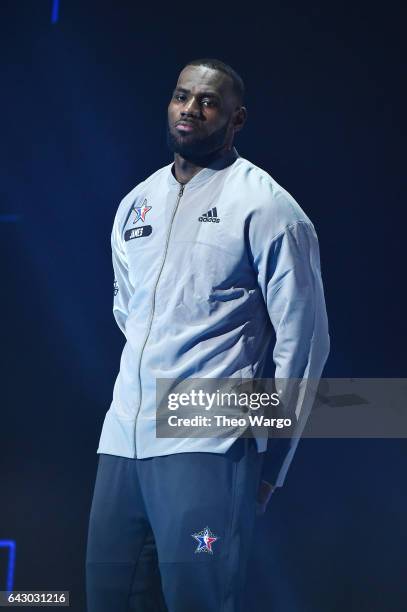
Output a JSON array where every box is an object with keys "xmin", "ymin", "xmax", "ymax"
[{"xmin": 198, "ymin": 207, "xmax": 220, "ymax": 223}]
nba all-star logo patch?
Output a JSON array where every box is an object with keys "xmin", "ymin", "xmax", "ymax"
[
  {"xmin": 133, "ymin": 198, "xmax": 152, "ymax": 224},
  {"xmin": 191, "ymin": 526, "xmax": 219, "ymax": 554}
]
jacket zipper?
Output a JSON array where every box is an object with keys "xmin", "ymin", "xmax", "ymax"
[{"xmin": 133, "ymin": 182, "xmax": 185, "ymax": 454}]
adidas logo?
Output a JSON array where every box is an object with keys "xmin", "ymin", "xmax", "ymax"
[{"xmin": 198, "ymin": 207, "xmax": 220, "ymax": 223}]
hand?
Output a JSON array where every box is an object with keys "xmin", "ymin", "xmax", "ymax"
[{"xmin": 256, "ymin": 479, "xmax": 276, "ymax": 515}]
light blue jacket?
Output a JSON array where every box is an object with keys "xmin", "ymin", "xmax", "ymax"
[{"xmin": 97, "ymin": 148, "xmax": 330, "ymax": 487}]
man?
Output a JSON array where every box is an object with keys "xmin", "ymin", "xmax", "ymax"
[{"xmin": 86, "ymin": 58, "xmax": 330, "ymax": 612}]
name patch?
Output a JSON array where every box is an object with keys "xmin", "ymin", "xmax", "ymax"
[{"xmin": 124, "ymin": 225, "xmax": 152, "ymax": 241}]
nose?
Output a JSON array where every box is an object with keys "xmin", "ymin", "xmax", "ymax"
[{"xmin": 180, "ymin": 95, "xmax": 200, "ymax": 118}]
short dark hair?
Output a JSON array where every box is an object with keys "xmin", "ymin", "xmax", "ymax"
[{"xmin": 183, "ymin": 58, "xmax": 245, "ymax": 105}]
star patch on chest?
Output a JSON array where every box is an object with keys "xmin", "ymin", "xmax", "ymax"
[{"xmin": 132, "ymin": 198, "xmax": 152, "ymax": 224}]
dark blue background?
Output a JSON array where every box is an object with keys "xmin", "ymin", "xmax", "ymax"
[{"xmin": 1, "ymin": 1, "xmax": 405, "ymax": 610}]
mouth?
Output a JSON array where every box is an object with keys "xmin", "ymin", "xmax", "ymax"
[{"xmin": 175, "ymin": 121, "xmax": 198, "ymax": 133}]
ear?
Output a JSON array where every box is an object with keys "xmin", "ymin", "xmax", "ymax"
[{"xmin": 233, "ymin": 106, "xmax": 247, "ymax": 133}]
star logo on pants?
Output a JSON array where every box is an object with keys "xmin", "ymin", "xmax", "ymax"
[{"xmin": 191, "ymin": 526, "xmax": 219, "ymax": 554}]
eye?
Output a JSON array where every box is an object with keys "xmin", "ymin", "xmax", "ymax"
[
  {"xmin": 202, "ymin": 99, "xmax": 216, "ymax": 107},
  {"xmin": 174, "ymin": 93, "xmax": 186, "ymax": 102}
]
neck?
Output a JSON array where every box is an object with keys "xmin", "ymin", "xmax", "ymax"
[{"xmin": 173, "ymin": 144, "xmax": 232, "ymax": 184}]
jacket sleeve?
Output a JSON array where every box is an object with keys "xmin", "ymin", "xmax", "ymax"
[
  {"xmin": 251, "ymin": 218, "xmax": 330, "ymax": 488},
  {"xmin": 111, "ymin": 212, "xmax": 133, "ymax": 337}
]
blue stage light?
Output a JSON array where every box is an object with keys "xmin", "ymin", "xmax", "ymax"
[
  {"xmin": 0, "ymin": 541, "xmax": 16, "ymax": 593},
  {"xmin": 51, "ymin": 0, "xmax": 59, "ymax": 24}
]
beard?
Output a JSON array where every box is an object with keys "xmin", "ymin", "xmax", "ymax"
[{"xmin": 166, "ymin": 120, "xmax": 231, "ymax": 164}]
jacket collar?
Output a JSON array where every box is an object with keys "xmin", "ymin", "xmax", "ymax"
[{"xmin": 167, "ymin": 147, "xmax": 239, "ymax": 190}]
